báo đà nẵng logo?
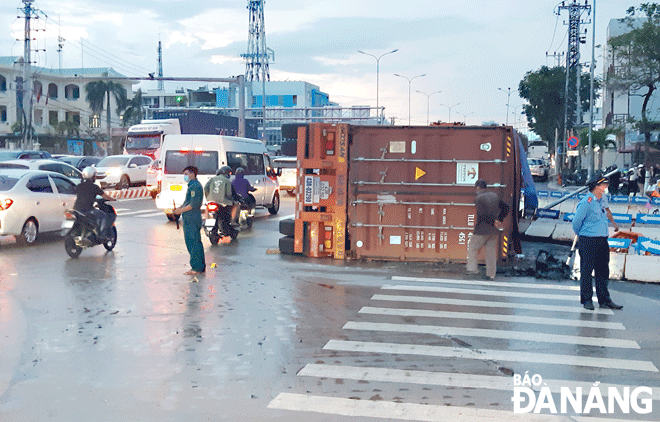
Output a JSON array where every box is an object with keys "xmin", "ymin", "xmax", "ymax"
[{"xmin": 511, "ymin": 372, "xmax": 653, "ymax": 415}]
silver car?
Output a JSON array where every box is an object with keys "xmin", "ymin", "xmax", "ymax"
[
  {"xmin": 94, "ymin": 154, "xmax": 153, "ymax": 190},
  {"xmin": 0, "ymin": 169, "xmax": 78, "ymax": 245},
  {"xmin": 527, "ymin": 158, "xmax": 549, "ymax": 181}
]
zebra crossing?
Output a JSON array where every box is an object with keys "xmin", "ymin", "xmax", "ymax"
[
  {"xmin": 268, "ymin": 275, "xmax": 659, "ymax": 421},
  {"xmin": 114, "ymin": 208, "xmax": 166, "ymax": 219}
]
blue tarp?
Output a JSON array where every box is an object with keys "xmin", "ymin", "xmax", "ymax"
[{"xmin": 514, "ymin": 131, "xmax": 538, "ymax": 212}]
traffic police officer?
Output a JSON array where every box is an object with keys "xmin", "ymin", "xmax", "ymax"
[
  {"xmin": 173, "ymin": 166, "xmax": 206, "ymax": 275},
  {"xmin": 572, "ymin": 172, "xmax": 623, "ymax": 310}
]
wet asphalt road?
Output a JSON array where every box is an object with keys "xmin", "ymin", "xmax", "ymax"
[{"xmin": 1, "ymin": 194, "xmax": 659, "ymax": 421}]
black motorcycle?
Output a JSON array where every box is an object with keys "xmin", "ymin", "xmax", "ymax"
[
  {"xmin": 63, "ymin": 198, "xmax": 117, "ymax": 258},
  {"xmin": 204, "ymin": 202, "xmax": 239, "ymax": 245}
]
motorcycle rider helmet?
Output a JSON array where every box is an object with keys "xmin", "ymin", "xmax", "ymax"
[
  {"xmin": 235, "ymin": 167, "xmax": 245, "ymax": 176},
  {"xmin": 81, "ymin": 166, "xmax": 96, "ymax": 180},
  {"xmin": 216, "ymin": 166, "xmax": 232, "ymax": 176}
]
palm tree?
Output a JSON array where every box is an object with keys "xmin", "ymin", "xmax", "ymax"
[
  {"xmin": 119, "ymin": 89, "xmax": 144, "ymax": 127},
  {"xmin": 85, "ymin": 77, "xmax": 127, "ymax": 153}
]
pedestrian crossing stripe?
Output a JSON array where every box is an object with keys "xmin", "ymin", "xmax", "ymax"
[
  {"xmin": 358, "ymin": 306, "xmax": 625, "ymax": 330},
  {"xmin": 392, "ymin": 276, "xmax": 583, "ymax": 291},
  {"xmin": 324, "ymin": 340, "xmax": 655, "ymax": 371},
  {"xmin": 116, "ymin": 209, "xmax": 159, "ymax": 217},
  {"xmin": 383, "ymin": 284, "xmax": 578, "ymax": 301},
  {"xmin": 371, "ymin": 294, "xmax": 615, "ymax": 315},
  {"xmin": 342, "ymin": 321, "xmax": 640, "ymax": 349},
  {"xmin": 135, "ymin": 211, "xmax": 167, "ymax": 218},
  {"xmin": 298, "ymin": 364, "xmax": 660, "ymax": 400},
  {"xmin": 268, "ymin": 393, "xmax": 650, "ymax": 422}
]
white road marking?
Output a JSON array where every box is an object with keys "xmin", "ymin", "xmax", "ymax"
[
  {"xmin": 371, "ymin": 294, "xmax": 615, "ymax": 315},
  {"xmin": 324, "ymin": 340, "xmax": 655, "ymax": 371},
  {"xmin": 116, "ymin": 209, "xmax": 158, "ymax": 217},
  {"xmin": 383, "ymin": 284, "xmax": 577, "ymax": 301},
  {"xmin": 392, "ymin": 275, "xmax": 584, "ymax": 291},
  {"xmin": 358, "ymin": 306, "xmax": 625, "ymax": 330},
  {"xmin": 298, "ymin": 364, "xmax": 660, "ymax": 399},
  {"xmin": 268, "ymin": 392, "xmax": 619, "ymax": 421},
  {"xmin": 135, "ymin": 211, "xmax": 167, "ymax": 218},
  {"xmin": 342, "ymin": 321, "xmax": 641, "ymax": 349},
  {"xmin": 272, "ymin": 213, "xmax": 295, "ymax": 221}
]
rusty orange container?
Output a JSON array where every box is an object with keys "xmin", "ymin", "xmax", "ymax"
[
  {"xmin": 294, "ymin": 123, "xmax": 349, "ymax": 259},
  {"xmin": 347, "ymin": 125, "xmax": 521, "ymax": 262}
]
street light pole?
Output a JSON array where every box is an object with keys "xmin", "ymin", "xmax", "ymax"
[
  {"xmin": 394, "ymin": 73, "xmax": 426, "ymax": 125},
  {"xmin": 439, "ymin": 102, "xmax": 460, "ymax": 123},
  {"xmin": 511, "ymin": 105, "xmax": 523, "ymax": 128},
  {"xmin": 457, "ymin": 111, "xmax": 474, "ymax": 125},
  {"xmin": 358, "ymin": 49, "xmax": 398, "ymax": 124},
  {"xmin": 416, "ymin": 90, "xmax": 441, "ymax": 125},
  {"xmin": 498, "ymin": 87, "xmax": 512, "ymax": 126}
]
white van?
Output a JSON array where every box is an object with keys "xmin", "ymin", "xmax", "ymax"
[{"xmin": 155, "ymin": 134, "xmax": 280, "ymax": 220}]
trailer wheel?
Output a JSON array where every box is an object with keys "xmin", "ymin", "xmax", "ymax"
[
  {"xmin": 279, "ymin": 218, "xmax": 295, "ymax": 237},
  {"xmin": 279, "ymin": 236, "xmax": 295, "ymax": 255}
]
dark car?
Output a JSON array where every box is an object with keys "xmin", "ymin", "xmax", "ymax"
[
  {"xmin": 0, "ymin": 149, "xmax": 52, "ymax": 161},
  {"xmin": 56, "ymin": 155, "xmax": 102, "ymax": 170}
]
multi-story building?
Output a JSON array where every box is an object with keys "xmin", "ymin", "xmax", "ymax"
[{"xmin": 0, "ymin": 56, "xmax": 134, "ymax": 150}]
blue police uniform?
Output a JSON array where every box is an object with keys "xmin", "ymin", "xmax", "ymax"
[
  {"xmin": 182, "ymin": 178, "xmax": 205, "ymax": 273},
  {"xmin": 572, "ymin": 192, "xmax": 611, "ymax": 306}
]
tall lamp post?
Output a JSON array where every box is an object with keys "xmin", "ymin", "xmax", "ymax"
[
  {"xmin": 357, "ymin": 49, "xmax": 398, "ymax": 124},
  {"xmin": 394, "ymin": 73, "xmax": 426, "ymax": 125},
  {"xmin": 440, "ymin": 102, "xmax": 460, "ymax": 123},
  {"xmin": 416, "ymin": 90, "xmax": 441, "ymax": 126},
  {"xmin": 511, "ymin": 104, "xmax": 523, "ymax": 128},
  {"xmin": 498, "ymin": 87, "xmax": 512, "ymax": 126},
  {"xmin": 457, "ymin": 111, "xmax": 474, "ymax": 125}
]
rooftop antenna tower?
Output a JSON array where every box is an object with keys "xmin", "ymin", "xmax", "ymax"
[{"xmin": 241, "ymin": 0, "xmax": 274, "ymax": 141}]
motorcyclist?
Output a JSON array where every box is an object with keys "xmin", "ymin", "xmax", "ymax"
[
  {"xmin": 231, "ymin": 167, "xmax": 257, "ymax": 209},
  {"xmin": 204, "ymin": 166, "xmax": 238, "ymax": 234},
  {"xmin": 73, "ymin": 167, "xmax": 117, "ymax": 239}
]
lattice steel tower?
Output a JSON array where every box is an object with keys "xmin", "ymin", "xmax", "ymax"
[
  {"xmin": 558, "ymin": 0, "xmax": 591, "ymax": 132},
  {"xmin": 241, "ymin": 0, "xmax": 270, "ymax": 82}
]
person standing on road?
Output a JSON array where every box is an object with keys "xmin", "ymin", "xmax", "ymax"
[
  {"xmin": 466, "ymin": 179, "xmax": 509, "ymax": 280},
  {"xmin": 572, "ymin": 173, "xmax": 623, "ymax": 310},
  {"xmin": 638, "ymin": 164, "xmax": 646, "ymax": 195},
  {"xmin": 172, "ymin": 166, "xmax": 206, "ymax": 276},
  {"xmin": 607, "ymin": 165, "xmax": 620, "ymax": 196}
]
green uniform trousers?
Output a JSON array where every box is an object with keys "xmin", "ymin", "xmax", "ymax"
[{"xmin": 183, "ymin": 217, "xmax": 205, "ymax": 272}]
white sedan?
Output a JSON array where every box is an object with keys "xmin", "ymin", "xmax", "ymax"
[
  {"xmin": 0, "ymin": 169, "xmax": 78, "ymax": 245},
  {"xmin": 94, "ymin": 154, "xmax": 153, "ymax": 190}
]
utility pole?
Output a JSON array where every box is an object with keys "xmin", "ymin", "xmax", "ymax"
[
  {"xmin": 17, "ymin": 0, "xmax": 38, "ymax": 149},
  {"xmin": 558, "ymin": 0, "xmax": 591, "ymax": 171},
  {"xmin": 546, "ymin": 51, "xmax": 565, "ymax": 67},
  {"xmin": 157, "ymin": 38, "xmax": 164, "ymax": 91}
]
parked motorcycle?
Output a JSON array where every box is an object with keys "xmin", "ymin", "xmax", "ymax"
[
  {"xmin": 63, "ymin": 198, "xmax": 117, "ymax": 258},
  {"xmin": 204, "ymin": 202, "xmax": 239, "ymax": 244}
]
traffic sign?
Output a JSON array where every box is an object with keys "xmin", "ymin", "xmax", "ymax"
[
  {"xmin": 636, "ymin": 237, "xmax": 660, "ymax": 255},
  {"xmin": 567, "ymin": 136, "xmax": 579, "ymax": 148},
  {"xmin": 636, "ymin": 213, "xmax": 660, "ymax": 225},
  {"xmin": 608, "ymin": 238, "xmax": 632, "ymax": 249}
]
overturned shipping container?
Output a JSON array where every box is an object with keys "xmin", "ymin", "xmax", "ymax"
[
  {"xmin": 347, "ymin": 125, "xmax": 522, "ymax": 262},
  {"xmin": 290, "ymin": 124, "xmax": 523, "ymax": 263}
]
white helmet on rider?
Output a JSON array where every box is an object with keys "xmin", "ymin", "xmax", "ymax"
[{"xmin": 81, "ymin": 166, "xmax": 97, "ymax": 180}]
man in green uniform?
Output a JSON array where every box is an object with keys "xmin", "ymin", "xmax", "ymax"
[{"xmin": 172, "ymin": 166, "xmax": 206, "ymax": 275}]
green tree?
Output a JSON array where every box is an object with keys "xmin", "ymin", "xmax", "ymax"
[
  {"xmin": 578, "ymin": 126, "xmax": 620, "ymax": 168},
  {"xmin": 85, "ymin": 77, "xmax": 127, "ymax": 153},
  {"xmin": 117, "ymin": 88, "xmax": 144, "ymax": 127},
  {"xmin": 518, "ymin": 66, "xmax": 601, "ymax": 153},
  {"xmin": 608, "ymin": 3, "xmax": 660, "ymax": 164}
]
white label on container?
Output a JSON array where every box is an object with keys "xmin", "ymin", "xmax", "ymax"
[
  {"xmin": 389, "ymin": 235, "xmax": 402, "ymax": 245},
  {"xmin": 304, "ymin": 175, "xmax": 314, "ymax": 204},
  {"xmin": 319, "ymin": 181, "xmax": 332, "ymax": 200},
  {"xmin": 456, "ymin": 162, "xmax": 479, "ymax": 185},
  {"xmin": 313, "ymin": 176, "xmax": 321, "ymax": 204},
  {"xmin": 411, "ymin": 140, "xmax": 417, "ymax": 154},
  {"xmin": 389, "ymin": 141, "xmax": 406, "ymax": 154}
]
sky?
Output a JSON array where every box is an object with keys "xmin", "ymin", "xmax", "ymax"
[{"xmin": 0, "ymin": 0, "xmax": 632, "ymax": 133}]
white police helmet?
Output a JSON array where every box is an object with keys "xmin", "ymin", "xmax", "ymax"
[{"xmin": 81, "ymin": 166, "xmax": 97, "ymax": 180}]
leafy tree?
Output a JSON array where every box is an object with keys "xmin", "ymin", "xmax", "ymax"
[
  {"xmin": 85, "ymin": 77, "xmax": 127, "ymax": 153},
  {"xmin": 608, "ymin": 3, "xmax": 660, "ymax": 164},
  {"xmin": 518, "ymin": 66, "xmax": 600, "ymax": 152},
  {"xmin": 578, "ymin": 126, "xmax": 620, "ymax": 168},
  {"xmin": 117, "ymin": 88, "xmax": 144, "ymax": 127}
]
